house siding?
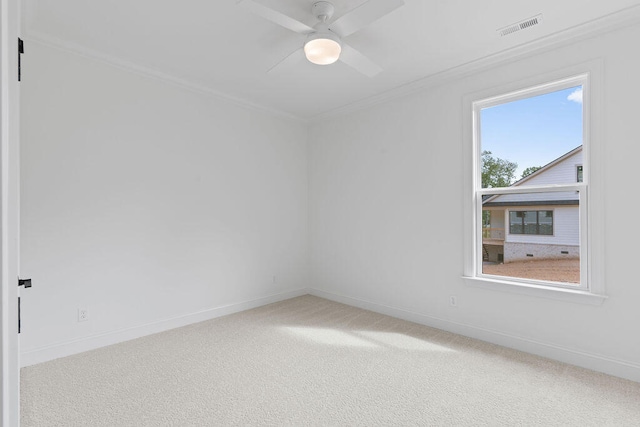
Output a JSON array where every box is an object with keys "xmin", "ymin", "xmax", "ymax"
[{"xmin": 520, "ymin": 150, "xmax": 582, "ymax": 186}]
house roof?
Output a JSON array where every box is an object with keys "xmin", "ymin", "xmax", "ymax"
[
  {"xmin": 511, "ymin": 145, "xmax": 582, "ymax": 187},
  {"xmin": 483, "ymin": 200, "xmax": 578, "ymax": 207},
  {"xmin": 483, "ymin": 145, "xmax": 582, "ymax": 206}
]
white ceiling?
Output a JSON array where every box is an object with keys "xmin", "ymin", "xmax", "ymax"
[{"xmin": 23, "ymin": 0, "xmax": 640, "ymax": 119}]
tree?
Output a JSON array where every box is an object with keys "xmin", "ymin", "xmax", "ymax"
[
  {"xmin": 481, "ymin": 151, "xmax": 517, "ymax": 188},
  {"xmin": 521, "ymin": 166, "xmax": 542, "ymax": 179},
  {"xmin": 481, "ymin": 151, "xmax": 517, "ymax": 228}
]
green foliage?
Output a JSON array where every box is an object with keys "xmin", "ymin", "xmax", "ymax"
[
  {"xmin": 481, "ymin": 151, "xmax": 517, "ymax": 188},
  {"xmin": 521, "ymin": 166, "xmax": 543, "ymax": 179}
]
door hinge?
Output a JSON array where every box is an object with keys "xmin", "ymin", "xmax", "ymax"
[
  {"xmin": 18, "ymin": 38, "xmax": 24, "ymax": 82},
  {"xmin": 18, "ymin": 277, "xmax": 32, "ymax": 334}
]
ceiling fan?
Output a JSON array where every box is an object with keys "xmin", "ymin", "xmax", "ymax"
[{"xmin": 238, "ymin": 0, "xmax": 405, "ymax": 77}]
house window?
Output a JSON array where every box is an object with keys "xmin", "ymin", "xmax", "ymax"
[
  {"xmin": 509, "ymin": 210, "xmax": 553, "ymax": 235},
  {"xmin": 469, "ymin": 74, "xmax": 590, "ymax": 292}
]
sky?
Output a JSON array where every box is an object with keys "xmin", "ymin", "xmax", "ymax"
[{"xmin": 480, "ymin": 85, "xmax": 583, "ymax": 180}]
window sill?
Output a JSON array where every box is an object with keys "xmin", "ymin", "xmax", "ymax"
[{"xmin": 462, "ymin": 276, "xmax": 607, "ymax": 306}]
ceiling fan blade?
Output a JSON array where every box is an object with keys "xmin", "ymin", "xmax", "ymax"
[
  {"xmin": 329, "ymin": 0, "xmax": 405, "ymax": 37},
  {"xmin": 268, "ymin": 47, "xmax": 305, "ymax": 74},
  {"xmin": 339, "ymin": 44, "xmax": 383, "ymax": 77},
  {"xmin": 237, "ymin": 0, "xmax": 314, "ymax": 34}
]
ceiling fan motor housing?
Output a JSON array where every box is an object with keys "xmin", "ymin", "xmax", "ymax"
[{"xmin": 312, "ymin": 1, "xmax": 335, "ymax": 22}]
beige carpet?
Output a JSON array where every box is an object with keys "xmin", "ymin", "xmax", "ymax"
[{"xmin": 21, "ymin": 295, "xmax": 640, "ymax": 426}]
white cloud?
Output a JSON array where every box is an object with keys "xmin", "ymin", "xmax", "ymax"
[{"xmin": 567, "ymin": 87, "xmax": 583, "ymax": 104}]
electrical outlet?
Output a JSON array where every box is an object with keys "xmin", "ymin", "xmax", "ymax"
[
  {"xmin": 450, "ymin": 296, "xmax": 457, "ymax": 307},
  {"xmin": 78, "ymin": 308, "xmax": 89, "ymax": 322}
]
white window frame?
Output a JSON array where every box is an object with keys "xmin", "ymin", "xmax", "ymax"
[{"xmin": 462, "ymin": 70, "xmax": 607, "ymax": 305}]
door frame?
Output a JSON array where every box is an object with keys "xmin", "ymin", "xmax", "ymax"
[{"xmin": 1, "ymin": 0, "xmax": 21, "ymax": 424}]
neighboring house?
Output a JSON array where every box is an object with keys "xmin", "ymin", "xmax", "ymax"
[{"xmin": 482, "ymin": 146, "xmax": 582, "ymax": 263}]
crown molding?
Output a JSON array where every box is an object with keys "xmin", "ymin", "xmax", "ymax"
[
  {"xmin": 24, "ymin": 30, "xmax": 307, "ymax": 124},
  {"xmin": 309, "ymin": 4, "xmax": 640, "ymax": 123}
]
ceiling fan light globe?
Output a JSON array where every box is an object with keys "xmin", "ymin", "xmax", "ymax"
[{"xmin": 304, "ymin": 33, "xmax": 341, "ymax": 65}]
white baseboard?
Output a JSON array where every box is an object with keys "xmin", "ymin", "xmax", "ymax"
[
  {"xmin": 21, "ymin": 287, "xmax": 309, "ymax": 367},
  {"xmin": 309, "ymin": 288, "xmax": 640, "ymax": 383},
  {"xmin": 23, "ymin": 287, "xmax": 640, "ymax": 384}
]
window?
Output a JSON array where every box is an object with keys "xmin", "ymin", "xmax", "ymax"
[
  {"xmin": 509, "ymin": 210, "xmax": 553, "ymax": 235},
  {"xmin": 469, "ymin": 74, "xmax": 590, "ymax": 293}
]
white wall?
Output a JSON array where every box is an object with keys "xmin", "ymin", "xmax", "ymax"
[
  {"xmin": 309, "ymin": 24, "xmax": 640, "ymax": 380},
  {"xmin": 19, "ymin": 43, "xmax": 309, "ymax": 363},
  {"xmin": 20, "ymin": 22, "xmax": 640, "ymax": 381}
]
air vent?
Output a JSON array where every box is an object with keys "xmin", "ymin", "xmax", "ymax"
[{"xmin": 498, "ymin": 14, "xmax": 543, "ymax": 37}]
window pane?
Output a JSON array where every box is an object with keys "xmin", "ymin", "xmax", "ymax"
[
  {"xmin": 474, "ymin": 76, "xmax": 588, "ymax": 291},
  {"xmin": 480, "ymin": 86, "xmax": 583, "ymax": 188},
  {"xmin": 509, "ymin": 211, "xmax": 523, "ymax": 234},
  {"xmin": 523, "ymin": 211, "xmax": 537, "ymax": 234},
  {"xmin": 482, "ymin": 193, "xmax": 580, "ymax": 285},
  {"xmin": 539, "ymin": 211, "xmax": 553, "ymax": 235}
]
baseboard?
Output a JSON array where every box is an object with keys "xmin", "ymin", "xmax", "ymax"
[
  {"xmin": 309, "ymin": 288, "xmax": 640, "ymax": 383},
  {"xmin": 23, "ymin": 287, "xmax": 640, "ymax": 383},
  {"xmin": 21, "ymin": 287, "xmax": 310, "ymax": 367}
]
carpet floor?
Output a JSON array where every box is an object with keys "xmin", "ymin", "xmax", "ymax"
[{"xmin": 21, "ymin": 295, "xmax": 640, "ymax": 426}]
